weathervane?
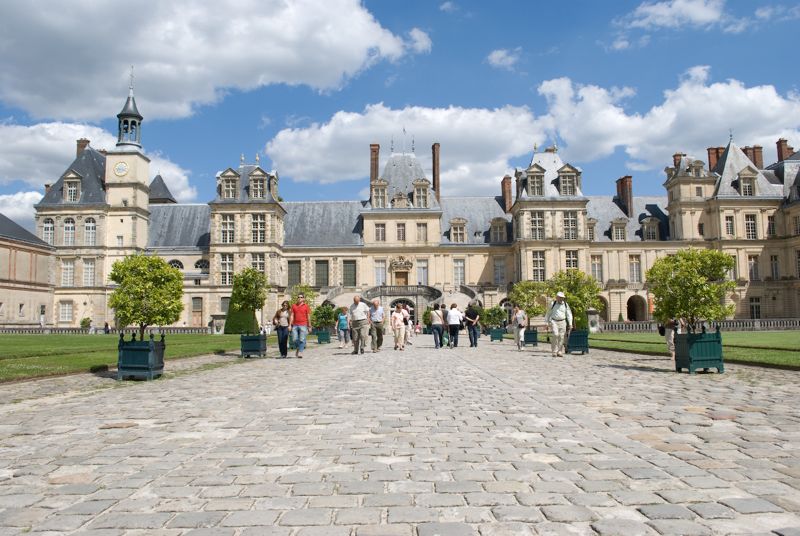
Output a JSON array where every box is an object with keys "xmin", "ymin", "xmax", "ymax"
[
  {"xmin": 255, "ymin": 153, "xmax": 260, "ymax": 164},
  {"xmin": 390, "ymin": 136, "xmax": 394, "ymax": 153},
  {"xmin": 411, "ymin": 135, "xmax": 415, "ymax": 154},
  {"xmin": 729, "ymin": 128, "xmax": 733, "ymax": 143},
  {"xmin": 240, "ymin": 153, "xmax": 245, "ymax": 164},
  {"xmin": 129, "ymin": 65, "xmax": 134, "ymax": 91}
]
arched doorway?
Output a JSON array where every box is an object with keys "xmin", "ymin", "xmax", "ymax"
[
  {"xmin": 626, "ymin": 295, "xmax": 647, "ymax": 321},
  {"xmin": 389, "ymin": 298, "xmax": 415, "ymax": 322},
  {"xmin": 597, "ymin": 296, "xmax": 609, "ymax": 322}
]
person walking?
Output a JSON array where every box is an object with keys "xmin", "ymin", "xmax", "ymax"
[
  {"xmin": 402, "ymin": 304, "xmax": 413, "ymax": 346},
  {"xmin": 512, "ymin": 305, "xmax": 528, "ymax": 351},
  {"xmin": 349, "ymin": 295, "xmax": 371, "ymax": 355},
  {"xmin": 336, "ymin": 307, "xmax": 350, "ymax": 349},
  {"xmin": 289, "ymin": 293, "xmax": 311, "ymax": 359},
  {"xmin": 369, "ymin": 298, "xmax": 385, "ymax": 353},
  {"xmin": 544, "ymin": 291, "xmax": 573, "ymax": 357},
  {"xmin": 430, "ymin": 303, "xmax": 445, "ymax": 349},
  {"xmin": 664, "ymin": 317, "xmax": 677, "ymax": 363},
  {"xmin": 391, "ymin": 303, "xmax": 406, "ymax": 350},
  {"xmin": 465, "ymin": 302, "xmax": 481, "ymax": 348},
  {"xmin": 272, "ymin": 300, "xmax": 291, "ymax": 358},
  {"xmin": 446, "ymin": 303, "xmax": 463, "ymax": 348}
]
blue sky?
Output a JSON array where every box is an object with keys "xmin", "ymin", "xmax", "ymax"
[{"xmin": 1, "ymin": 0, "xmax": 799, "ymax": 229}]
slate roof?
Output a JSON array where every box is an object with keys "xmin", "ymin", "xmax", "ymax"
[
  {"xmin": 211, "ymin": 164, "xmax": 280, "ymax": 205},
  {"xmin": 284, "ymin": 201, "xmax": 364, "ymax": 247},
  {"xmin": 439, "ymin": 197, "xmax": 511, "ymax": 245},
  {"xmin": 367, "ymin": 153, "xmax": 441, "ymax": 209},
  {"xmin": 517, "ymin": 148, "xmax": 585, "ymax": 200},
  {"xmin": 36, "ymin": 147, "xmax": 107, "ymax": 207},
  {"xmin": 586, "ymin": 195, "xmax": 669, "ymax": 242},
  {"xmin": 148, "ymin": 175, "xmax": 177, "ymax": 204},
  {"xmin": 147, "ymin": 204, "xmax": 210, "ymax": 248},
  {"xmin": 0, "ymin": 213, "xmax": 51, "ymax": 248},
  {"xmin": 118, "ymin": 89, "xmax": 142, "ymax": 119},
  {"xmin": 712, "ymin": 142, "xmax": 783, "ymax": 198}
]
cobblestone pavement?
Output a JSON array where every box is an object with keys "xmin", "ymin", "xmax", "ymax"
[{"xmin": 1, "ymin": 336, "xmax": 799, "ymax": 535}]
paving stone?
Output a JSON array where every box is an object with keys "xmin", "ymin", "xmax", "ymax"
[
  {"xmin": 541, "ymin": 505, "xmax": 598, "ymax": 522},
  {"xmin": 720, "ymin": 497, "xmax": 784, "ymax": 514},
  {"xmin": 356, "ymin": 525, "xmax": 413, "ymax": 536},
  {"xmin": 638, "ymin": 504, "xmax": 696, "ymax": 520},
  {"xmin": 688, "ymin": 502, "xmax": 736, "ymax": 519},
  {"xmin": 417, "ymin": 522, "xmax": 477, "ymax": 536},
  {"xmin": 220, "ymin": 510, "xmax": 281, "ymax": 526},
  {"xmin": 491, "ymin": 505, "xmax": 543, "ymax": 522},
  {"xmin": 592, "ymin": 519, "xmax": 659, "ymax": 535},
  {"xmin": 477, "ymin": 522, "xmax": 534, "ymax": 535},
  {"xmin": 334, "ymin": 507, "xmax": 382, "ymax": 525},
  {"xmin": 387, "ymin": 507, "xmax": 438, "ymax": 523},
  {"xmin": 646, "ymin": 519, "xmax": 711, "ymax": 535}
]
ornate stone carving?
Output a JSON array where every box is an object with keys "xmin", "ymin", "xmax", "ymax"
[{"xmin": 389, "ymin": 256, "xmax": 413, "ymax": 272}]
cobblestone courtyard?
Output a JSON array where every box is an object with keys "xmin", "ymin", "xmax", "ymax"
[{"xmin": 1, "ymin": 337, "xmax": 799, "ymax": 535}]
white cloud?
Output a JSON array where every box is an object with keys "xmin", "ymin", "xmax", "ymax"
[
  {"xmin": 624, "ymin": 0, "xmax": 726, "ymax": 29},
  {"xmin": 265, "ymin": 103, "xmax": 542, "ymax": 194},
  {"xmin": 0, "ymin": 191, "xmax": 43, "ymax": 231},
  {"xmin": 487, "ymin": 48, "xmax": 522, "ymax": 70},
  {"xmin": 0, "ymin": 0, "xmax": 414, "ymax": 121},
  {"xmin": 439, "ymin": 2, "xmax": 458, "ymax": 13},
  {"xmin": 408, "ymin": 28, "xmax": 432, "ymax": 54},
  {"xmin": 0, "ymin": 122, "xmax": 196, "ymax": 202}
]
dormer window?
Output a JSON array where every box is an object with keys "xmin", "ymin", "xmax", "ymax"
[
  {"xmin": 740, "ymin": 177, "xmax": 755, "ymax": 196},
  {"xmin": 65, "ymin": 181, "xmax": 79, "ymax": 202},
  {"xmin": 587, "ymin": 218, "xmax": 597, "ymax": 242},
  {"xmin": 612, "ymin": 219, "xmax": 627, "ymax": 241},
  {"xmin": 642, "ymin": 219, "xmax": 659, "ymax": 241},
  {"xmin": 559, "ymin": 175, "xmax": 576, "ymax": 196},
  {"xmin": 529, "ymin": 174, "xmax": 544, "ymax": 196},
  {"xmin": 450, "ymin": 218, "xmax": 467, "ymax": 243},
  {"xmin": 250, "ymin": 176, "xmax": 265, "ymax": 199},
  {"xmin": 223, "ymin": 178, "xmax": 237, "ymax": 199},
  {"xmin": 373, "ymin": 186, "xmax": 387, "ymax": 208},
  {"xmin": 414, "ymin": 185, "xmax": 428, "ymax": 208},
  {"xmin": 490, "ymin": 218, "xmax": 507, "ymax": 243}
]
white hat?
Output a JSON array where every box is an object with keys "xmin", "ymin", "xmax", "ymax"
[{"xmin": 556, "ymin": 291, "xmax": 566, "ymax": 298}]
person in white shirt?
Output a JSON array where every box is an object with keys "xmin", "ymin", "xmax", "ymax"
[
  {"xmin": 391, "ymin": 303, "xmax": 406, "ymax": 350},
  {"xmin": 512, "ymin": 306, "xmax": 528, "ymax": 351},
  {"xmin": 349, "ymin": 295, "xmax": 371, "ymax": 355},
  {"xmin": 446, "ymin": 304, "xmax": 464, "ymax": 348},
  {"xmin": 544, "ymin": 291, "xmax": 573, "ymax": 357}
]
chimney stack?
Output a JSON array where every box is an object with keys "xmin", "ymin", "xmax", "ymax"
[
  {"xmin": 77, "ymin": 138, "xmax": 90, "ymax": 157},
  {"xmin": 752, "ymin": 145, "xmax": 763, "ymax": 169},
  {"xmin": 369, "ymin": 143, "xmax": 380, "ymax": 183},
  {"xmin": 501, "ymin": 175, "xmax": 512, "ymax": 213},
  {"xmin": 672, "ymin": 152, "xmax": 684, "ymax": 169},
  {"xmin": 707, "ymin": 147, "xmax": 718, "ymax": 170},
  {"xmin": 777, "ymin": 138, "xmax": 794, "ymax": 162},
  {"xmin": 742, "ymin": 146, "xmax": 754, "ymax": 164},
  {"xmin": 615, "ymin": 175, "xmax": 634, "ymax": 218},
  {"xmin": 44, "ymin": 183, "xmax": 51, "ymax": 194},
  {"xmin": 432, "ymin": 142, "xmax": 440, "ymax": 202}
]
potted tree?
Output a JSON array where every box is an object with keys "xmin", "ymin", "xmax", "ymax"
[
  {"xmin": 546, "ymin": 270, "xmax": 602, "ymax": 354},
  {"xmin": 482, "ymin": 306, "xmax": 507, "ymax": 342},
  {"xmin": 646, "ymin": 249, "xmax": 734, "ymax": 373},
  {"xmin": 508, "ymin": 281, "xmax": 547, "ymax": 346},
  {"xmin": 422, "ymin": 307, "xmax": 432, "ymax": 334},
  {"xmin": 311, "ymin": 303, "xmax": 336, "ymax": 344},
  {"xmin": 109, "ymin": 254, "xmax": 183, "ymax": 380},
  {"xmin": 225, "ymin": 267, "xmax": 270, "ymax": 357}
]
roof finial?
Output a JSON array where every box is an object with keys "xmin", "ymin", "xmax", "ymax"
[
  {"xmin": 240, "ymin": 153, "xmax": 245, "ymax": 164},
  {"xmin": 390, "ymin": 136, "xmax": 394, "ymax": 153},
  {"xmin": 129, "ymin": 65, "xmax": 135, "ymax": 95},
  {"xmin": 533, "ymin": 142, "xmax": 538, "ymax": 152},
  {"xmin": 411, "ymin": 135, "xmax": 415, "ymax": 154},
  {"xmin": 729, "ymin": 128, "xmax": 733, "ymax": 143},
  {"xmin": 255, "ymin": 153, "xmax": 260, "ymax": 164},
  {"xmin": 402, "ymin": 126, "xmax": 406, "ymax": 155},
  {"xmin": 553, "ymin": 141, "xmax": 558, "ymax": 153}
]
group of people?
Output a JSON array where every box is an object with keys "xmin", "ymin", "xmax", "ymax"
[{"xmin": 268, "ymin": 291, "xmax": 576, "ymax": 358}]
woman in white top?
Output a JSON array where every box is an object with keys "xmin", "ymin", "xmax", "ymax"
[
  {"xmin": 446, "ymin": 303, "xmax": 463, "ymax": 349},
  {"xmin": 430, "ymin": 303, "xmax": 445, "ymax": 349},
  {"xmin": 513, "ymin": 305, "xmax": 528, "ymax": 351},
  {"xmin": 391, "ymin": 304, "xmax": 406, "ymax": 350}
]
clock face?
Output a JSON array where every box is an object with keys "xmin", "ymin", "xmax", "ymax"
[{"xmin": 113, "ymin": 161, "xmax": 129, "ymax": 177}]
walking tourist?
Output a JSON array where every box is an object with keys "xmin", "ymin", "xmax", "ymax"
[
  {"xmin": 336, "ymin": 307, "xmax": 350, "ymax": 349},
  {"xmin": 369, "ymin": 298, "xmax": 385, "ymax": 352},
  {"xmin": 430, "ymin": 303, "xmax": 444, "ymax": 349},
  {"xmin": 289, "ymin": 293, "xmax": 311, "ymax": 359},
  {"xmin": 272, "ymin": 300, "xmax": 290, "ymax": 358},
  {"xmin": 446, "ymin": 303, "xmax": 463, "ymax": 348},
  {"xmin": 465, "ymin": 302, "xmax": 481, "ymax": 347},
  {"xmin": 512, "ymin": 305, "xmax": 528, "ymax": 351},
  {"xmin": 664, "ymin": 317, "xmax": 678, "ymax": 363},
  {"xmin": 403, "ymin": 304, "xmax": 413, "ymax": 345},
  {"xmin": 391, "ymin": 303, "xmax": 406, "ymax": 350},
  {"xmin": 544, "ymin": 291, "xmax": 573, "ymax": 357},
  {"xmin": 349, "ymin": 295, "xmax": 371, "ymax": 355}
]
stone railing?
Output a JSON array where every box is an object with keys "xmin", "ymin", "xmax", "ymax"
[
  {"xmin": 0, "ymin": 326, "xmax": 213, "ymax": 335},
  {"xmin": 459, "ymin": 285, "xmax": 477, "ymax": 299},
  {"xmin": 600, "ymin": 318, "xmax": 800, "ymax": 332},
  {"xmin": 324, "ymin": 285, "xmax": 344, "ymax": 302},
  {"xmin": 363, "ymin": 285, "xmax": 442, "ymax": 301}
]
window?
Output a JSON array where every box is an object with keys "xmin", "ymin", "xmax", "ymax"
[
  {"xmin": 250, "ymin": 177, "xmax": 265, "ymax": 199},
  {"xmin": 493, "ymin": 257, "xmax": 505, "ymax": 286},
  {"xmin": 287, "ymin": 260, "xmax": 301, "ymax": 287},
  {"xmin": 560, "ymin": 175, "xmax": 576, "ymax": 196},
  {"xmin": 251, "ymin": 253, "xmax": 265, "ymax": 273},
  {"xmin": 342, "ymin": 260, "xmax": 357, "ymax": 287},
  {"xmin": 61, "ymin": 259, "xmax": 74, "ymax": 287},
  {"xmin": 116, "ymin": 235, "xmax": 123, "ymax": 247},
  {"xmin": 252, "ymin": 214, "xmax": 266, "ymax": 243},
  {"xmin": 168, "ymin": 259, "xmax": 184, "ymax": 269},
  {"xmin": 220, "ymin": 297, "xmax": 230, "ymax": 314},
  {"xmin": 195, "ymin": 259, "xmax": 209, "ymax": 273},
  {"xmin": 629, "ymin": 255, "xmax": 642, "ymax": 283},
  {"xmin": 530, "ymin": 211, "xmax": 545, "ymax": 240},
  {"xmin": 415, "ymin": 186, "xmax": 428, "ymax": 208},
  {"xmin": 698, "ymin": 222, "xmax": 704, "ymax": 237},
  {"xmin": 748, "ymin": 255, "xmax": 760, "ymax": 281},
  {"xmin": 767, "ymin": 215, "xmax": 776, "ymax": 237},
  {"xmin": 794, "ymin": 216, "xmax": 800, "ymax": 236},
  {"xmin": 797, "ymin": 250, "xmax": 800, "ymax": 278},
  {"xmin": 397, "ymin": 223, "xmax": 406, "ymax": 242},
  {"xmin": 18, "ymin": 303, "xmax": 24, "ymax": 318},
  {"xmin": 644, "ymin": 223, "xmax": 658, "ymax": 241},
  {"xmin": 565, "ymin": 250, "xmax": 578, "ymax": 270},
  {"xmin": 66, "ymin": 182, "xmax": 79, "ymax": 202},
  {"xmin": 220, "ymin": 254, "xmax": 234, "ymax": 285},
  {"xmin": 192, "ymin": 297, "xmax": 203, "ymax": 313},
  {"xmin": 82, "ymin": 218, "xmax": 96, "ymax": 246},
  {"xmin": 374, "ymin": 260, "xmax": 386, "ymax": 286},
  {"xmin": 451, "ymin": 225, "xmax": 466, "ymax": 243},
  {"xmin": 59, "ymin": 302, "xmax": 73, "ymax": 322},
  {"xmin": 417, "ymin": 223, "xmax": 428, "ymax": 243},
  {"xmin": 531, "ymin": 251, "xmax": 546, "ymax": 282},
  {"xmin": 741, "ymin": 178, "xmax": 754, "ymax": 196},
  {"xmin": 417, "ymin": 259, "xmax": 429, "ymax": 286},
  {"xmin": 453, "ymin": 259, "xmax": 465, "ymax": 286},
  {"xmin": 63, "ymin": 218, "xmax": 75, "ymax": 246},
  {"xmin": 725, "ymin": 215, "xmax": 735, "ymax": 236},
  {"xmin": 591, "ymin": 255, "xmax": 603, "ymax": 281},
  {"xmin": 42, "ymin": 218, "xmax": 54, "ymax": 244},
  {"xmin": 223, "ymin": 178, "xmax": 237, "ymax": 199},
  {"xmin": 221, "ymin": 214, "xmax": 235, "ymax": 243},
  {"xmin": 373, "ymin": 187, "xmax": 387, "ymax": 208},
  {"xmin": 83, "ymin": 259, "xmax": 95, "ymax": 286},
  {"xmin": 728, "ymin": 255, "xmax": 738, "ymax": 281},
  {"xmin": 613, "ymin": 225, "xmax": 626, "ymax": 241},
  {"xmin": 529, "ymin": 175, "xmax": 543, "ymax": 196},
  {"xmin": 695, "ymin": 186, "xmax": 702, "ymax": 197},
  {"xmin": 770, "ymin": 255, "xmax": 780, "ymax": 280},
  {"xmin": 587, "ymin": 224, "xmax": 595, "ymax": 242},
  {"xmin": 315, "ymin": 260, "xmax": 329, "ymax": 287},
  {"xmin": 563, "ymin": 211, "xmax": 578, "ymax": 240},
  {"xmin": 491, "ymin": 222, "xmax": 506, "ymax": 243},
  {"xmin": 749, "ymin": 297, "xmax": 761, "ymax": 319},
  {"xmin": 375, "ymin": 223, "xmax": 386, "ymax": 242},
  {"xmin": 745, "ymin": 214, "xmax": 758, "ymax": 239}
]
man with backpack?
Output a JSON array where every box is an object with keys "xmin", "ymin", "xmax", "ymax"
[{"xmin": 545, "ymin": 291, "xmax": 573, "ymax": 357}]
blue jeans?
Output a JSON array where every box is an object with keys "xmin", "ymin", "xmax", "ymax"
[
  {"xmin": 431, "ymin": 324, "xmax": 444, "ymax": 348},
  {"xmin": 292, "ymin": 325, "xmax": 308, "ymax": 354},
  {"xmin": 468, "ymin": 324, "xmax": 479, "ymax": 347},
  {"xmin": 448, "ymin": 324, "xmax": 460, "ymax": 347},
  {"xmin": 338, "ymin": 327, "xmax": 350, "ymax": 344},
  {"xmin": 276, "ymin": 326, "xmax": 289, "ymax": 357}
]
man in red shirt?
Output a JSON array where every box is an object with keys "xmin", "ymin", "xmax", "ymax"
[{"xmin": 289, "ymin": 293, "xmax": 311, "ymax": 358}]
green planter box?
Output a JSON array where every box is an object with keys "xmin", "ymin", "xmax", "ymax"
[
  {"xmin": 566, "ymin": 329, "xmax": 589, "ymax": 354},
  {"xmin": 490, "ymin": 328, "xmax": 505, "ymax": 342},
  {"xmin": 117, "ymin": 333, "xmax": 165, "ymax": 380},
  {"xmin": 523, "ymin": 328, "xmax": 538, "ymax": 346},
  {"xmin": 240, "ymin": 333, "xmax": 267, "ymax": 358},
  {"xmin": 317, "ymin": 330, "xmax": 332, "ymax": 344},
  {"xmin": 675, "ymin": 327, "xmax": 724, "ymax": 374},
  {"xmin": 423, "ymin": 327, "xmax": 431, "ymax": 335}
]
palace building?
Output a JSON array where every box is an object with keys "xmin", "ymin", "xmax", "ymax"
[{"xmin": 2, "ymin": 88, "xmax": 800, "ymax": 329}]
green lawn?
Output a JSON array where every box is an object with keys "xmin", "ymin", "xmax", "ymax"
[
  {"xmin": 0, "ymin": 334, "xmax": 250, "ymax": 382},
  {"xmin": 589, "ymin": 331, "xmax": 800, "ymax": 368}
]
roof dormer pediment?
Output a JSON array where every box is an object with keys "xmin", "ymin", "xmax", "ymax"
[
  {"xmin": 526, "ymin": 163, "xmax": 546, "ymax": 174},
  {"xmin": 249, "ymin": 167, "xmax": 268, "ymax": 177},
  {"xmin": 62, "ymin": 169, "xmax": 83, "ymax": 181},
  {"xmin": 557, "ymin": 164, "xmax": 579, "ymax": 174},
  {"xmin": 220, "ymin": 168, "xmax": 240, "ymax": 178}
]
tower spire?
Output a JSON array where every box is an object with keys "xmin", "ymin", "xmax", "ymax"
[{"xmin": 116, "ymin": 66, "xmax": 143, "ymax": 149}]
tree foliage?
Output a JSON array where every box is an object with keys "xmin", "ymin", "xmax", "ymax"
[
  {"xmin": 229, "ymin": 267, "xmax": 269, "ymax": 312},
  {"xmin": 311, "ymin": 303, "xmax": 337, "ymax": 329},
  {"xmin": 289, "ymin": 284, "xmax": 318, "ymax": 306},
  {"xmin": 508, "ymin": 281, "xmax": 547, "ymax": 324},
  {"xmin": 109, "ymin": 254, "xmax": 184, "ymax": 338},
  {"xmin": 223, "ymin": 307, "xmax": 259, "ymax": 334},
  {"xmin": 646, "ymin": 248, "xmax": 734, "ymax": 329},
  {"xmin": 482, "ymin": 306, "xmax": 506, "ymax": 328},
  {"xmin": 546, "ymin": 270, "xmax": 603, "ymax": 330}
]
